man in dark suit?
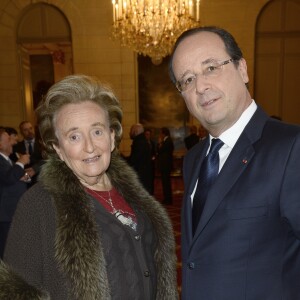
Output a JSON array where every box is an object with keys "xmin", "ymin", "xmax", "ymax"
[
  {"xmin": 169, "ymin": 26, "xmax": 300, "ymax": 299},
  {"xmin": 184, "ymin": 125, "xmax": 199, "ymax": 150},
  {"xmin": 144, "ymin": 128, "xmax": 156, "ymax": 194},
  {"xmin": 0, "ymin": 128, "xmax": 30, "ymax": 258},
  {"xmin": 128, "ymin": 123, "xmax": 154, "ymax": 194},
  {"xmin": 157, "ymin": 127, "xmax": 174, "ymax": 205},
  {"xmin": 13, "ymin": 121, "xmax": 44, "ymax": 186}
]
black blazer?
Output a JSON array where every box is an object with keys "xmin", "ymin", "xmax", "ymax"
[
  {"xmin": 128, "ymin": 133, "xmax": 153, "ymax": 193},
  {"xmin": 184, "ymin": 133, "xmax": 199, "ymax": 150},
  {"xmin": 181, "ymin": 106, "xmax": 300, "ymax": 300},
  {"xmin": 0, "ymin": 155, "xmax": 27, "ymax": 221},
  {"xmin": 157, "ymin": 136, "xmax": 174, "ymax": 172}
]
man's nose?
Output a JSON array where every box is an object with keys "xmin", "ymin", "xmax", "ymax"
[{"xmin": 195, "ymin": 74, "xmax": 211, "ymax": 94}]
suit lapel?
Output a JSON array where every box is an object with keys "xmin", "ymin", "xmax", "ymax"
[
  {"xmin": 192, "ymin": 135, "xmax": 255, "ymax": 239},
  {"xmin": 191, "ymin": 106, "xmax": 269, "ymax": 241},
  {"xmin": 0, "ymin": 154, "xmax": 12, "ymax": 168},
  {"xmin": 183, "ymin": 140, "xmax": 209, "ymax": 245}
]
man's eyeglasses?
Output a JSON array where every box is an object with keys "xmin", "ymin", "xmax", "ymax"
[{"xmin": 175, "ymin": 58, "xmax": 236, "ymax": 93}]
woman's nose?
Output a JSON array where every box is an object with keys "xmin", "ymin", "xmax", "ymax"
[{"xmin": 84, "ymin": 135, "xmax": 95, "ymax": 153}]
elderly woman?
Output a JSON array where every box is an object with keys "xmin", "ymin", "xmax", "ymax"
[{"xmin": 0, "ymin": 75, "xmax": 178, "ymax": 299}]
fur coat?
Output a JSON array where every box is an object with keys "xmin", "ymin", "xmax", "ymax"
[{"xmin": 0, "ymin": 152, "xmax": 178, "ymax": 299}]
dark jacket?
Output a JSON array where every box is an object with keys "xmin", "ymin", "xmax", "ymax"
[
  {"xmin": 184, "ymin": 133, "xmax": 199, "ymax": 150},
  {"xmin": 181, "ymin": 106, "xmax": 300, "ymax": 300},
  {"xmin": 0, "ymin": 155, "xmax": 27, "ymax": 221},
  {"xmin": 128, "ymin": 132, "xmax": 154, "ymax": 193},
  {"xmin": 12, "ymin": 140, "xmax": 44, "ymax": 185},
  {"xmin": 0, "ymin": 153, "xmax": 178, "ymax": 299},
  {"xmin": 157, "ymin": 136, "xmax": 174, "ymax": 173}
]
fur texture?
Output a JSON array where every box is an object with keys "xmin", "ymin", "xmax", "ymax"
[
  {"xmin": 0, "ymin": 152, "xmax": 178, "ymax": 299},
  {"xmin": 0, "ymin": 260, "xmax": 50, "ymax": 299}
]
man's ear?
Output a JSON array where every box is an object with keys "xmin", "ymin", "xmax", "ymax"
[{"xmin": 238, "ymin": 58, "xmax": 249, "ymax": 84}]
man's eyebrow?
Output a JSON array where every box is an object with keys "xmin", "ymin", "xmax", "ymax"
[
  {"xmin": 178, "ymin": 58, "xmax": 219, "ymax": 79},
  {"xmin": 178, "ymin": 69, "xmax": 193, "ymax": 79},
  {"xmin": 202, "ymin": 58, "xmax": 217, "ymax": 65}
]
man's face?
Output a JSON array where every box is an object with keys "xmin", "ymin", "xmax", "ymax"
[
  {"xmin": 129, "ymin": 125, "xmax": 136, "ymax": 140},
  {"xmin": 144, "ymin": 130, "xmax": 151, "ymax": 141},
  {"xmin": 9, "ymin": 133, "xmax": 18, "ymax": 145},
  {"xmin": 172, "ymin": 31, "xmax": 251, "ymax": 136},
  {"xmin": 20, "ymin": 122, "xmax": 35, "ymax": 140},
  {"xmin": 0, "ymin": 132, "xmax": 13, "ymax": 156}
]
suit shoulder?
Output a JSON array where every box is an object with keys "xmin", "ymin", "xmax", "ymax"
[
  {"xmin": 184, "ymin": 140, "xmax": 205, "ymax": 161},
  {"xmin": 265, "ymin": 119, "xmax": 300, "ymax": 138},
  {"xmin": 13, "ymin": 141, "xmax": 25, "ymax": 152}
]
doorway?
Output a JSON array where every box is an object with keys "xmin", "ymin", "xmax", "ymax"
[
  {"xmin": 17, "ymin": 3, "xmax": 73, "ymax": 123},
  {"xmin": 255, "ymin": 0, "xmax": 300, "ymax": 124}
]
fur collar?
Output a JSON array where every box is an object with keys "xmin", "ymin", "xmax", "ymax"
[
  {"xmin": 0, "ymin": 260, "xmax": 50, "ymax": 299},
  {"xmin": 39, "ymin": 152, "xmax": 178, "ymax": 299}
]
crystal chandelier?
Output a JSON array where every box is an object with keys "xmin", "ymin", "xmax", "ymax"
[{"xmin": 111, "ymin": 0, "xmax": 201, "ymax": 64}]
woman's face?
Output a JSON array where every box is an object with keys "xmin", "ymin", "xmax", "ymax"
[{"xmin": 53, "ymin": 101, "xmax": 115, "ymax": 187}]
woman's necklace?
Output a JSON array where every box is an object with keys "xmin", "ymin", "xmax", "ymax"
[
  {"xmin": 92, "ymin": 189, "xmax": 117, "ymax": 214},
  {"xmin": 87, "ymin": 188, "xmax": 137, "ymax": 230}
]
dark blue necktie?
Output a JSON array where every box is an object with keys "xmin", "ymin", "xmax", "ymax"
[
  {"xmin": 192, "ymin": 138, "xmax": 224, "ymax": 235},
  {"xmin": 28, "ymin": 141, "xmax": 33, "ymax": 155}
]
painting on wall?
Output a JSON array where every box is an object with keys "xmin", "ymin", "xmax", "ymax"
[
  {"xmin": 138, "ymin": 55, "xmax": 190, "ymax": 151},
  {"xmin": 138, "ymin": 55, "xmax": 189, "ymax": 128}
]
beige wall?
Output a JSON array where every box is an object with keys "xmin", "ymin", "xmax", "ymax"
[
  {"xmin": 255, "ymin": 0, "xmax": 300, "ymax": 125},
  {"xmin": 0, "ymin": 0, "xmax": 270, "ymax": 155}
]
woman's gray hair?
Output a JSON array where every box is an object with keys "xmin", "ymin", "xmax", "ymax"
[{"xmin": 36, "ymin": 74, "xmax": 123, "ymax": 157}]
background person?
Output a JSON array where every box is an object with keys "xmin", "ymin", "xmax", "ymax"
[
  {"xmin": 169, "ymin": 26, "xmax": 300, "ymax": 300},
  {"xmin": 157, "ymin": 127, "xmax": 174, "ymax": 205},
  {"xmin": 0, "ymin": 128, "xmax": 30, "ymax": 258},
  {"xmin": 144, "ymin": 128, "xmax": 156, "ymax": 194},
  {"xmin": 5, "ymin": 127, "xmax": 20, "ymax": 162},
  {"xmin": 0, "ymin": 75, "xmax": 178, "ymax": 299},
  {"xmin": 128, "ymin": 123, "xmax": 154, "ymax": 194},
  {"xmin": 13, "ymin": 121, "xmax": 44, "ymax": 186},
  {"xmin": 4, "ymin": 127, "xmax": 19, "ymax": 146},
  {"xmin": 184, "ymin": 125, "xmax": 199, "ymax": 150}
]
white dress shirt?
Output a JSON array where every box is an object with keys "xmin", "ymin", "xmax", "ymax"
[
  {"xmin": 191, "ymin": 100, "xmax": 257, "ymax": 203},
  {"xmin": 0, "ymin": 152, "xmax": 24, "ymax": 168}
]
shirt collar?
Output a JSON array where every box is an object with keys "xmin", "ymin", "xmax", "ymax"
[
  {"xmin": 25, "ymin": 138, "xmax": 35, "ymax": 143},
  {"xmin": 0, "ymin": 152, "xmax": 10, "ymax": 161},
  {"xmin": 210, "ymin": 100, "xmax": 257, "ymax": 149}
]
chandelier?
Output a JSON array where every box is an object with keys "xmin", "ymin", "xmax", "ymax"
[{"xmin": 111, "ymin": 0, "xmax": 201, "ymax": 64}]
